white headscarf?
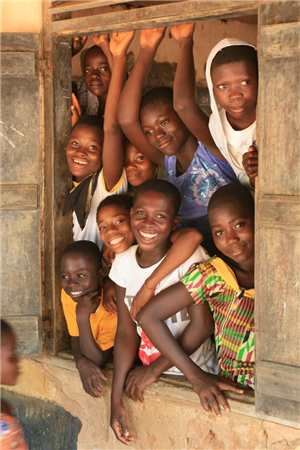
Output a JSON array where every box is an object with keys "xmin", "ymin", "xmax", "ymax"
[{"xmin": 206, "ymin": 39, "xmax": 256, "ymax": 188}]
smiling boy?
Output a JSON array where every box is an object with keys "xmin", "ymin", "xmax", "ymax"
[
  {"xmin": 60, "ymin": 240, "xmax": 118, "ymax": 398},
  {"xmin": 108, "ymin": 180, "xmax": 217, "ymax": 445},
  {"xmin": 137, "ymin": 184, "xmax": 255, "ymax": 417}
]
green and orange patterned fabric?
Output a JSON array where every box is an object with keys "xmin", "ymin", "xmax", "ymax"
[{"xmin": 181, "ymin": 256, "xmax": 255, "ymax": 389}]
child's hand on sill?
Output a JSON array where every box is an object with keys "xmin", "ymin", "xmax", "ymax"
[
  {"xmin": 125, "ymin": 365, "xmax": 158, "ymax": 403},
  {"xmin": 191, "ymin": 371, "xmax": 244, "ymax": 417},
  {"xmin": 103, "ymin": 278, "xmax": 117, "ymax": 315},
  {"xmin": 242, "ymin": 145, "xmax": 258, "ymax": 187},
  {"xmin": 76, "ymin": 356, "xmax": 106, "ymax": 398},
  {"xmin": 130, "ymin": 282, "xmax": 155, "ymax": 321}
]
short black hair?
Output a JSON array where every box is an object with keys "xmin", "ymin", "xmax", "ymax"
[
  {"xmin": 1, "ymin": 319, "xmax": 14, "ymax": 347},
  {"xmin": 208, "ymin": 184, "xmax": 254, "ymax": 219},
  {"xmin": 71, "ymin": 115, "xmax": 104, "ymax": 134},
  {"xmin": 140, "ymin": 87, "xmax": 173, "ymax": 114},
  {"xmin": 211, "ymin": 45, "xmax": 258, "ymax": 74},
  {"xmin": 97, "ymin": 194, "xmax": 133, "ymax": 217},
  {"xmin": 133, "ymin": 180, "xmax": 181, "ymax": 217},
  {"xmin": 84, "ymin": 45, "xmax": 106, "ymax": 61},
  {"xmin": 61, "ymin": 240, "xmax": 102, "ymax": 272}
]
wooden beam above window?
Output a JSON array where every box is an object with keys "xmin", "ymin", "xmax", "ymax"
[{"xmin": 50, "ymin": 0, "xmax": 258, "ymax": 36}]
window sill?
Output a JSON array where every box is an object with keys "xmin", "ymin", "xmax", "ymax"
[{"xmin": 36, "ymin": 353, "xmax": 299, "ymax": 430}]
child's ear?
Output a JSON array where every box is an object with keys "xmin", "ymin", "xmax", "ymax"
[
  {"xmin": 172, "ymin": 215, "xmax": 180, "ymax": 230},
  {"xmin": 130, "ymin": 207, "xmax": 133, "ymax": 218}
]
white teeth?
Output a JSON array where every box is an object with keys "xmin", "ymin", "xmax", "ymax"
[
  {"xmin": 110, "ymin": 236, "xmax": 124, "ymax": 245},
  {"xmin": 71, "ymin": 291, "xmax": 83, "ymax": 295},
  {"xmin": 140, "ymin": 231, "xmax": 158, "ymax": 239},
  {"xmin": 74, "ymin": 159, "xmax": 88, "ymax": 165}
]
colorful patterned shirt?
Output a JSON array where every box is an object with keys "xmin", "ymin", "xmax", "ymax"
[{"xmin": 181, "ymin": 256, "xmax": 255, "ymax": 389}]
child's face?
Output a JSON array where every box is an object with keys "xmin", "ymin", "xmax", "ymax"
[
  {"xmin": 130, "ymin": 192, "xmax": 179, "ymax": 252},
  {"xmin": 209, "ymin": 203, "xmax": 254, "ymax": 266},
  {"xmin": 124, "ymin": 142, "xmax": 157, "ymax": 187},
  {"xmin": 66, "ymin": 124, "xmax": 103, "ymax": 182},
  {"xmin": 60, "ymin": 253, "xmax": 101, "ymax": 302},
  {"xmin": 140, "ymin": 103, "xmax": 190, "ymax": 157},
  {"xmin": 83, "ymin": 48, "xmax": 111, "ymax": 97},
  {"xmin": 211, "ymin": 60, "xmax": 257, "ymax": 125},
  {"xmin": 1, "ymin": 333, "xmax": 20, "ymax": 386},
  {"xmin": 97, "ymin": 206, "xmax": 135, "ymax": 254}
]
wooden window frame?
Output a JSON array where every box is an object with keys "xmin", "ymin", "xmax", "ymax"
[{"xmin": 42, "ymin": 0, "xmax": 300, "ymax": 426}]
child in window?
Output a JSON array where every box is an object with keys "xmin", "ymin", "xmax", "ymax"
[
  {"xmin": 60, "ymin": 240, "xmax": 118, "ymax": 398},
  {"xmin": 71, "ymin": 34, "xmax": 113, "ymax": 126},
  {"xmin": 97, "ymin": 192, "xmax": 205, "ymax": 317},
  {"xmin": 169, "ymin": 24, "xmax": 258, "ymax": 188},
  {"xmin": 137, "ymin": 184, "xmax": 255, "ymax": 417},
  {"xmin": 64, "ymin": 32, "xmax": 136, "ymax": 249},
  {"xmin": 107, "ymin": 180, "xmax": 217, "ymax": 445},
  {"xmin": 1, "ymin": 320, "xmax": 28, "ymax": 449},
  {"xmin": 118, "ymin": 27, "xmax": 239, "ymax": 256}
]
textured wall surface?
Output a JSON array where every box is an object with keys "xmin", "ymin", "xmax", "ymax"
[{"xmin": 3, "ymin": 359, "xmax": 299, "ymax": 450}]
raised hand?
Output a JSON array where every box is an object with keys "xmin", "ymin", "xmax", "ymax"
[
  {"xmin": 103, "ymin": 278, "xmax": 117, "ymax": 315},
  {"xmin": 76, "ymin": 291, "xmax": 101, "ymax": 319},
  {"xmin": 72, "ymin": 36, "xmax": 87, "ymax": 57},
  {"xmin": 190, "ymin": 371, "xmax": 244, "ymax": 417},
  {"xmin": 71, "ymin": 93, "xmax": 82, "ymax": 127},
  {"xmin": 140, "ymin": 27, "xmax": 166, "ymax": 51},
  {"xmin": 111, "ymin": 401, "xmax": 135, "ymax": 446},
  {"xmin": 125, "ymin": 365, "xmax": 158, "ymax": 403},
  {"xmin": 76, "ymin": 356, "xmax": 107, "ymax": 398},
  {"xmin": 130, "ymin": 283, "xmax": 154, "ymax": 320},
  {"xmin": 110, "ymin": 31, "xmax": 135, "ymax": 57},
  {"xmin": 93, "ymin": 33, "xmax": 110, "ymax": 48},
  {"xmin": 170, "ymin": 23, "xmax": 195, "ymax": 44}
]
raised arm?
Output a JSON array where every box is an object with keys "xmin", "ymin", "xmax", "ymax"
[
  {"xmin": 72, "ymin": 36, "xmax": 87, "ymax": 57},
  {"xmin": 111, "ymin": 284, "xmax": 139, "ymax": 446},
  {"xmin": 130, "ymin": 227, "xmax": 204, "ymax": 319},
  {"xmin": 102, "ymin": 31, "xmax": 135, "ymax": 192},
  {"xmin": 171, "ymin": 24, "xmax": 226, "ymax": 161},
  {"xmin": 125, "ymin": 299, "xmax": 213, "ymax": 403},
  {"xmin": 118, "ymin": 28, "xmax": 166, "ymax": 167},
  {"xmin": 136, "ymin": 282, "xmax": 244, "ymax": 416}
]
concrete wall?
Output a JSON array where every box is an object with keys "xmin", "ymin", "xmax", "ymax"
[{"xmin": 3, "ymin": 359, "xmax": 300, "ymax": 450}]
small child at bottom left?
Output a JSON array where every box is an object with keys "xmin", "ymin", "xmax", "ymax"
[
  {"xmin": 1, "ymin": 319, "xmax": 28, "ymax": 449},
  {"xmin": 60, "ymin": 240, "xmax": 118, "ymax": 398}
]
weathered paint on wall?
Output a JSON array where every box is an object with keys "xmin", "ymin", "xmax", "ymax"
[
  {"xmin": 0, "ymin": 1, "xmax": 42, "ymax": 33},
  {"xmin": 3, "ymin": 359, "xmax": 300, "ymax": 450}
]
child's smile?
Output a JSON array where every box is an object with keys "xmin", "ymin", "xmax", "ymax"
[
  {"xmin": 66, "ymin": 124, "xmax": 103, "ymax": 182},
  {"xmin": 141, "ymin": 103, "xmax": 190, "ymax": 157},
  {"xmin": 60, "ymin": 254, "xmax": 101, "ymax": 301},
  {"xmin": 124, "ymin": 143, "xmax": 157, "ymax": 186},
  {"xmin": 130, "ymin": 192, "xmax": 179, "ymax": 255},
  {"xmin": 97, "ymin": 205, "xmax": 135, "ymax": 254},
  {"xmin": 211, "ymin": 60, "xmax": 257, "ymax": 130}
]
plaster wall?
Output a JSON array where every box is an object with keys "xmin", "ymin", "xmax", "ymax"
[
  {"xmin": 0, "ymin": 0, "xmax": 42, "ymax": 33},
  {"xmin": 3, "ymin": 359, "xmax": 300, "ymax": 450}
]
